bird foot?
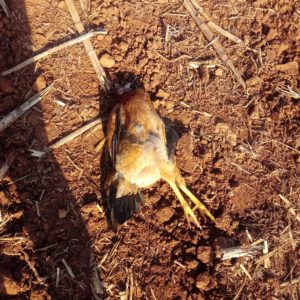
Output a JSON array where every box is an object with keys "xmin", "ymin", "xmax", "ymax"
[{"xmin": 179, "ymin": 185, "xmax": 216, "ymax": 224}]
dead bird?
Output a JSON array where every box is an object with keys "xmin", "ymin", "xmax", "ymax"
[{"xmin": 105, "ymin": 88, "xmax": 216, "ymax": 231}]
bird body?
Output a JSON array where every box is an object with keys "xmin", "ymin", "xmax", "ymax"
[{"xmin": 105, "ymin": 88, "xmax": 215, "ymax": 231}]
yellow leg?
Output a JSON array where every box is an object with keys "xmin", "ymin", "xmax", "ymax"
[
  {"xmin": 166, "ymin": 180, "xmax": 201, "ymax": 228},
  {"xmin": 179, "ymin": 185, "xmax": 216, "ymax": 223}
]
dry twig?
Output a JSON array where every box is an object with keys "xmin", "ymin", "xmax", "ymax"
[
  {"xmin": 189, "ymin": 0, "xmax": 254, "ymax": 50},
  {"xmin": 0, "ymin": 153, "xmax": 15, "ymax": 180},
  {"xmin": 221, "ymin": 244, "xmax": 263, "ymax": 260},
  {"xmin": 183, "ymin": 0, "xmax": 246, "ymax": 89},
  {"xmin": 276, "ymin": 85, "xmax": 300, "ymax": 99},
  {"xmin": 263, "ymin": 240, "xmax": 270, "ymax": 268},
  {"xmin": 90, "ymin": 253, "xmax": 104, "ymax": 298},
  {"xmin": 62, "ymin": 258, "xmax": 75, "ymax": 279},
  {"xmin": 65, "ymin": 0, "xmax": 110, "ymax": 90},
  {"xmin": 1, "ymin": 30, "xmax": 107, "ymax": 76},
  {"xmin": 50, "ymin": 118, "xmax": 102, "ymax": 149},
  {"xmin": 56, "ymin": 267, "xmax": 60, "ymax": 288},
  {"xmin": 233, "ymin": 279, "xmax": 246, "ymax": 300},
  {"xmin": 150, "ymin": 288, "xmax": 158, "ymax": 300},
  {"xmin": 0, "ymin": 84, "xmax": 53, "ymax": 133},
  {"xmin": 0, "ymin": 0, "xmax": 9, "ymax": 17},
  {"xmin": 240, "ymin": 264, "xmax": 252, "ymax": 280},
  {"xmin": 22, "ymin": 250, "xmax": 47, "ymax": 282},
  {"xmin": 281, "ymin": 277, "xmax": 300, "ymax": 287},
  {"xmin": 279, "ymin": 194, "xmax": 300, "ymax": 222},
  {"xmin": 256, "ymin": 248, "xmax": 278, "ymax": 265}
]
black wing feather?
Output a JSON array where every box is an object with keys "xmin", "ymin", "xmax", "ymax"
[
  {"xmin": 163, "ymin": 118, "xmax": 179, "ymax": 159},
  {"xmin": 107, "ymin": 180, "xmax": 144, "ymax": 232},
  {"xmin": 111, "ymin": 107, "xmax": 122, "ymax": 168}
]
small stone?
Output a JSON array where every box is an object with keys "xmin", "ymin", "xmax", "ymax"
[
  {"xmin": 185, "ymin": 246, "xmax": 196, "ymax": 255},
  {"xmin": 156, "ymin": 206, "xmax": 174, "ymax": 223},
  {"xmin": 266, "ymin": 28, "xmax": 277, "ymax": 41},
  {"xmin": 33, "ymin": 75, "xmax": 46, "ymax": 91},
  {"xmin": 99, "ymin": 53, "xmax": 115, "ymax": 68},
  {"xmin": 156, "ymin": 89, "xmax": 169, "ymax": 99},
  {"xmin": 186, "ymin": 259, "xmax": 198, "ymax": 269},
  {"xmin": 58, "ymin": 1, "xmax": 65, "ymax": 9},
  {"xmin": 0, "ymin": 76, "xmax": 14, "ymax": 93},
  {"xmin": 119, "ymin": 42, "xmax": 129, "ymax": 52},
  {"xmin": 58, "ymin": 209, "xmax": 67, "ymax": 219},
  {"xmin": 195, "ymin": 272, "xmax": 213, "ymax": 291},
  {"xmin": 115, "ymin": 55, "xmax": 123, "ymax": 62},
  {"xmin": 215, "ymin": 68, "xmax": 223, "ymax": 76}
]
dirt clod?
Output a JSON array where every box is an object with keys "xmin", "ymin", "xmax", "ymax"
[
  {"xmin": 155, "ymin": 206, "xmax": 174, "ymax": 223},
  {"xmin": 276, "ymin": 61, "xmax": 299, "ymax": 75},
  {"xmin": 0, "ymin": 76, "xmax": 14, "ymax": 93},
  {"xmin": 197, "ymin": 246, "xmax": 213, "ymax": 265},
  {"xmin": 215, "ymin": 68, "xmax": 223, "ymax": 77},
  {"xmin": 195, "ymin": 272, "xmax": 214, "ymax": 291},
  {"xmin": 156, "ymin": 89, "xmax": 169, "ymax": 99},
  {"xmin": 0, "ymin": 268, "xmax": 21, "ymax": 295},
  {"xmin": 58, "ymin": 209, "xmax": 67, "ymax": 219},
  {"xmin": 215, "ymin": 123, "xmax": 237, "ymax": 146},
  {"xmin": 0, "ymin": 192, "xmax": 10, "ymax": 205}
]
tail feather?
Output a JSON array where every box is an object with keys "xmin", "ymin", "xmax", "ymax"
[{"xmin": 107, "ymin": 178, "xmax": 143, "ymax": 232}]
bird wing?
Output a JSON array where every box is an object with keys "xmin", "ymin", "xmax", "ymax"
[
  {"xmin": 106, "ymin": 103, "xmax": 125, "ymax": 168},
  {"xmin": 106, "ymin": 173, "xmax": 144, "ymax": 232},
  {"xmin": 163, "ymin": 118, "xmax": 179, "ymax": 159}
]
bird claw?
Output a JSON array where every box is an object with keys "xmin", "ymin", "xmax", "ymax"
[
  {"xmin": 180, "ymin": 185, "xmax": 216, "ymax": 224},
  {"xmin": 166, "ymin": 180, "xmax": 215, "ymax": 228},
  {"xmin": 184, "ymin": 206, "xmax": 201, "ymax": 228}
]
